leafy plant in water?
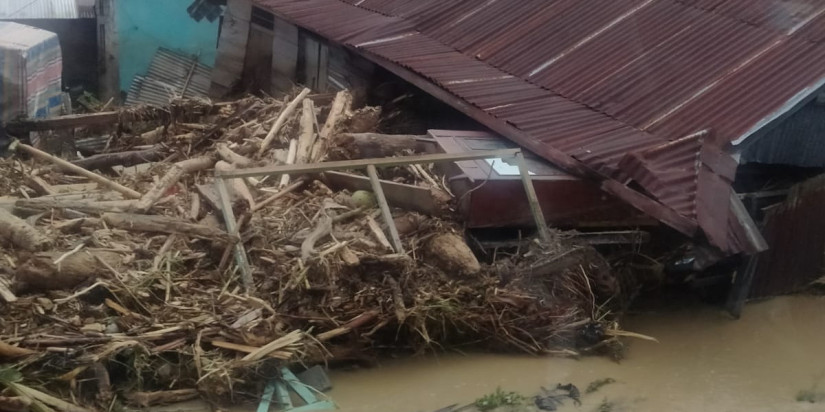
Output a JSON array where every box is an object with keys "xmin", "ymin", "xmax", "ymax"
[
  {"xmin": 586, "ymin": 377, "xmax": 616, "ymax": 394},
  {"xmin": 474, "ymin": 387, "xmax": 525, "ymax": 411}
]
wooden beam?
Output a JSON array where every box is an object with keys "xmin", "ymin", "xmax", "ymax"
[
  {"xmin": 217, "ymin": 149, "xmax": 520, "ymax": 179},
  {"xmin": 514, "ymin": 151, "xmax": 550, "ymax": 243}
]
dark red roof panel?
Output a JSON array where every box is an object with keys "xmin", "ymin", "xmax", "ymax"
[{"xmin": 255, "ymin": 0, "xmax": 820, "ymax": 255}]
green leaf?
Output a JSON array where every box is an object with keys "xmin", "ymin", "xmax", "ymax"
[{"xmin": 0, "ymin": 366, "xmax": 23, "ymax": 384}]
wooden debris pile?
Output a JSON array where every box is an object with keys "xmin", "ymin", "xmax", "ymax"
[{"xmin": 0, "ymin": 88, "xmax": 626, "ymax": 409}]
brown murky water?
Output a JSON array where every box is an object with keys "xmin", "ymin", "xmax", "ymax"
[{"xmin": 327, "ymin": 295, "xmax": 825, "ymax": 412}]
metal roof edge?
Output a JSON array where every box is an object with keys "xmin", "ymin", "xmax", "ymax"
[{"xmin": 732, "ymin": 75, "xmax": 825, "ymax": 146}]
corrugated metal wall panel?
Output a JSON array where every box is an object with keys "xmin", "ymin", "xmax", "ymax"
[
  {"xmin": 0, "ymin": 0, "xmax": 89, "ymax": 19},
  {"xmin": 126, "ymin": 48, "xmax": 212, "ymax": 107}
]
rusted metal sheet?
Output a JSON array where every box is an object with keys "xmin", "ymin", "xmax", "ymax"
[
  {"xmin": 253, "ymin": 0, "xmax": 825, "ymax": 255},
  {"xmin": 750, "ymin": 175, "xmax": 825, "ymax": 298},
  {"xmin": 431, "ymin": 130, "xmax": 652, "ymax": 229}
]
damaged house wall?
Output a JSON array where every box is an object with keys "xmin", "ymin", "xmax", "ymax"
[{"xmin": 211, "ymin": 1, "xmax": 373, "ymax": 96}]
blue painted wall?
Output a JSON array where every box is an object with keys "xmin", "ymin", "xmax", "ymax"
[{"xmin": 116, "ymin": 0, "xmax": 219, "ymax": 92}]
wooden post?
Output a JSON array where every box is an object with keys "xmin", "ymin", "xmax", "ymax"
[
  {"xmin": 367, "ymin": 164, "xmax": 404, "ymax": 254},
  {"xmin": 215, "ymin": 177, "xmax": 254, "ymax": 292},
  {"xmin": 514, "ymin": 151, "xmax": 550, "ymax": 243}
]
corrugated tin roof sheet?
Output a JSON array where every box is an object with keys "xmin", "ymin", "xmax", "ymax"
[
  {"xmin": 126, "ymin": 48, "xmax": 212, "ymax": 107},
  {"xmin": 0, "ymin": 0, "xmax": 94, "ymax": 19},
  {"xmin": 253, "ymin": 0, "xmax": 820, "ymax": 254}
]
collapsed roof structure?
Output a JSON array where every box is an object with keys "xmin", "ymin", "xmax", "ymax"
[{"xmin": 250, "ymin": 0, "xmax": 825, "ymax": 255}]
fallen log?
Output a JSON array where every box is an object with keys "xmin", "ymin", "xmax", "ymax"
[
  {"xmin": 135, "ymin": 156, "xmax": 215, "ymax": 212},
  {"xmin": 101, "ymin": 212, "xmax": 238, "ymax": 243},
  {"xmin": 72, "ymin": 146, "xmax": 165, "ymax": 170},
  {"xmin": 258, "ymin": 87, "xmax": 310, "ymax": 156},
  {"xmin": 15, "ymin": 250, "xmax": 123, "ymax": 292},
  {"xmin": 0, "ymin": 208, "xmax": 51, "ymax": 251},
  {"xmin": 329, "ymin": 133, "xmax": 427, "ymax": 159}
]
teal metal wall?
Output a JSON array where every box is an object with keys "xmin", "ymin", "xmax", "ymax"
[{"xmin": 116, "ymin": 0, "xmax": 219, "ymax": 92}]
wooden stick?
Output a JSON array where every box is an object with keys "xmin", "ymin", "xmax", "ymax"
[
  {"xmin": 279, "ymin": 139, "xmax": 298, "ymax": 188},
  {"xmin": 215, "ymin": 177, "xmax": 253, "ymax": 292},
  {"xmin": 317, "ymin": 310, "xmax": 379, "ymax": 341},
  {"xmin": 136, "ymin": 156, "xmax": 215, "ymax": 212},
  {"xmin": 13, "ymin": 143, "xmax": 141, "ymax": 199},
  {"xmin": 101, "ymin": 213, "xmax": 238, "ymax": 243},
  {"xmin": 367, "ymin": 164, "xmax": 404, "ymax": 253},
  {"xmin": 258, "ymin": 88, "xmax": 310, "ymax": 156},
  {"xmin": 251, "ymin": 179, "xmax": 304, "ymax": 213},
  {"xmin": 242, "ymin": 330, "xmax": 302, "ymax": 361}
]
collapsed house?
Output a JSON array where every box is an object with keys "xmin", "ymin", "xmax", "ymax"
[{"xmin": 210, "ymin": 0, "xmax": 825, "ymax": 303}]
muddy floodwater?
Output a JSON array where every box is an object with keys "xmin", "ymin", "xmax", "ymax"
[{"xmin": 328, "ymin": 295, "xmax": 825, "ymax": 412}]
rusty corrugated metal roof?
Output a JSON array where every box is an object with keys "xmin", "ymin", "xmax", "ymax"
[{"xmin": 253, "ymin": 0, "xmax": 818, "ymax": 254}]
